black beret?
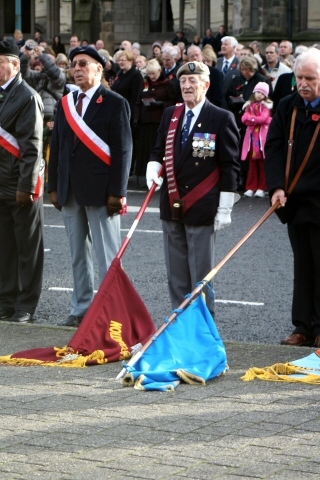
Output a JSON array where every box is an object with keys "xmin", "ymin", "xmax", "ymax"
[
  {"xmin": 0, "ymin": 40, "xmax": 20, "ymax": 58},
  {"xmin": 69, "ymin": 46, "xmax": 107, "ymax": 68}
]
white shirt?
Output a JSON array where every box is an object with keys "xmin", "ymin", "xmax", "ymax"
[
  {"xmin": 182, "ymin": 98, "xmax": 206, "ymax": 133},
  {"xmin": 76, "ymin": 84, "xmax": 100, "ymax": 116}
]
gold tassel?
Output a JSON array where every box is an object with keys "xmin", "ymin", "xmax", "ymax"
[{"xmin": 241, "ymin": 362, "xmax": 320, "ymax": 384}]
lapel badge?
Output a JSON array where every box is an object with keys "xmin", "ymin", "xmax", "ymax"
[
  {"xmin": 198, "ymin": 123, "xmax": 201, "ymax": 127},
  {"xmin": 96, "ymin": 95, "xmax": 103, "ymax": 104},
  {"xmin": 171, "ymin": 117, "xmax": 178, "ymax": 122}
]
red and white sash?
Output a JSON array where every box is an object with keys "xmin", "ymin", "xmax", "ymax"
[
  {"xmin": 165, "ymin": 105, "xmax": 220, "ymax": 216},
  {"xmin": 0, "ymin": 126, "xmax": 43, "ymax": 197},
  {"xmin": 62, "ymin": 92, "xmax": 112, "ymax": 166},
  {"xmin": 0, "ymin": 126, "xmax": 20, "ymax": 158}
]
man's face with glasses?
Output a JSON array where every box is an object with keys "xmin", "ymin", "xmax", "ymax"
[{"xmin": 71, "ymin": 54, "xmax": 102, "ymax": 91}]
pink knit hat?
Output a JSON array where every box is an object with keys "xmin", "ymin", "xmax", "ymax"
[{"xmin": 253, "ymin": 82, "xmax": 269, "ymax": 97}]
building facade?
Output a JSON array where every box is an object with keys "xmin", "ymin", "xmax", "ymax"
[{"xmin": 1, "ymin": 1, "xmax": 320, "ymax": 55}]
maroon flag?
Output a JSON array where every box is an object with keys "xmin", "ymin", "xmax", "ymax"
[{"xmin": 0, "ymin": 258, "xmax": 156, "ymax": 367}]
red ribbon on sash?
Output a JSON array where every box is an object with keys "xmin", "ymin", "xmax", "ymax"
[
  {"xmin": 62, "ymin": 93, "xmax": 112, "ymax": 166},
  {"xmin": 165, "ymin": 105, "xmax": 220, "ymax": 216},
  {"xmin": 0, "ymin": 126, "xmax": 43, "ymax": 198}
]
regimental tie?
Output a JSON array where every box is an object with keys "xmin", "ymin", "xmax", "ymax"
[
  {"xmin": 222, "ymin": 60, "xmax": 229, "ymax": 76},
  {"xmin": 74, "ymin": 93, "xmax": 86, "ymax": 142},
  {"xmin": 181, "ymin": 110, "xmax": 194, "ymax": 149},
  {"xmin": 76, "ymin": 92, "xmax": 86, "ymax": 117}
]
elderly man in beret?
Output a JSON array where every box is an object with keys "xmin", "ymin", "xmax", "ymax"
[
  {"xmin": 146, "ymin": 61, "xmax": 240, "ymax": 314},
  {"xmin": 48, "ymin": 46, "xmax": 132, "ymax": 326},
  {"xmin": 0, "ymin": 40, "xmax": 44, "ymax": 324}
]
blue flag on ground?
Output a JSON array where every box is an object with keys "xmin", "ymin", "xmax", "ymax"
[
  {"xmin": 242, "ymin": 351, "xmax": 320, "ymax": 384},
  {"xmin": 122, "ymin": 295, "xmax": 228, "ymax": 391}
]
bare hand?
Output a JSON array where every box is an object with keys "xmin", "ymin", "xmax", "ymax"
[
  {"xmin": 271, "ymin": 188, "xmax": 287, "ymax": 208},
  {"xmin": 107, "ymin": 195, "xmax": 122, "ymax": 216},
  {"xmin": 16, "ymin": 190, "xmax": 34, "ymax": 207},
  {"xmin": 49, "ymin": 191, "xmax": 62, "ymax": 211}
]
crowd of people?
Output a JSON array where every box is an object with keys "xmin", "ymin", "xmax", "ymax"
[{"xmin": 1, "ymin": 27, "xmax": 320, "ymax": 349}]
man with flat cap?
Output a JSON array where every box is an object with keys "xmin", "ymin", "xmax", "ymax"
[
  {"xmin": 48, "ymin": 46, "xmax": 132, "ymax": 326},
  {"xmin": 146, "ymin": 61, "xmax": 240, "ymax": 314},
  {"xmin": 0, "ymin": 40, "xmax": 44, "ymax": 324}
]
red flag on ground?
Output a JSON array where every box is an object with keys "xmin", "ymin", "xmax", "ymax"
[{"xmin": 0, "ymin": 258, "xmax": 156, "ymax": 367}]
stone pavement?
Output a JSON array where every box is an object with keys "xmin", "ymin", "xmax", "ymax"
[{"xmin": 0, "ymin": 322, "xmax": 320, "ymax": 480}]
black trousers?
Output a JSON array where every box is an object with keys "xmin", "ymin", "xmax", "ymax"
[
  {"xmin": 0, "ymin": 197, "xmax": 44, "ymax": 314},
  {"xmin": 288, "ymin": 222, "xmax": 320, "ymax": 337}
]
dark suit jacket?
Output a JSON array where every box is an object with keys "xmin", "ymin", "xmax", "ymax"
[
  {"xmin": 48, "ymin": 85, "xmax": 132, "ymax": 206},
  {"xmin": 206, "ymin": 66, "xmax": 224, "ymax": 107},
  {"xmin": 217, "ymin": 56, "xmax": 240, "ymax": 108},
  {"xmin": 150, "ymin": 99, "xmax": 240, "ymax": 225}
]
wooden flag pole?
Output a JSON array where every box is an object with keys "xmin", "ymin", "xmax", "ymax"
[{"xmin": 116, "ymin": 200, "xmax": 280, "ymax": 380}]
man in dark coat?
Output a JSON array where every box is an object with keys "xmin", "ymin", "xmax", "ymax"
[
  {"xmin": 216, "ymin": 36, "xmax": 240, "ymax": 108},
  {"xmin": 187, "ymin": 45, "xmax": 224, "ymax": 107},
  {"xmin": 265, "ymin": 48, "xmax": 320, "ymax": 347},
  {"xmin": 48, "ymin": 46, "xmax": 132, "ymax": 327},
  {"xmin": 146, "ymin": 61, "xmax": 239, "ymax": 314},
  {"xmin": 0, "ymin": 40, "xmax": 44, "ymax": 324}
]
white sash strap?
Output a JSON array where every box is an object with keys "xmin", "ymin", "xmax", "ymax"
[
  {"xmin": 0, "ymin": 126, "xmax": 43, "ymax": 197},
  {"xmin": 0, "ymin": 126, "xmax": 21, "ymax": 158},
  {"xmin": 62, "ymin": 93, "xmax": 112, "ymax": 166}
]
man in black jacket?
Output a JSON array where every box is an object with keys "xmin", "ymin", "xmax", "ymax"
[
  {"xmin": 146, "ymin": 61, "xmax": 239, "ymax": 314},
  {"xmin": 0, "ymin": 40, "xmax": 44, "ymax": 324},
  {"xmin": 265, "ymin": 47, "xmax": 320, "ymax": 347},
  {"xmin": 48, "ymin": 46, "xmax": 132, "ymax": 327}
]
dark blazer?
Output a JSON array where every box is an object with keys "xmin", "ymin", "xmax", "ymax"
[
  {"xmin": 111, "ymin": 66, "xmax": 144, "ymax": 122},
  {"xmin": 272, "ymin": 72, "xmax": 296, "ymax": 113},
  {"xmin": 206, "ymin": 66, "xmax": 224, "ymax": 107},
  {"xmin": 150, "ymin": 99, "xmax": 240, "ymax": 225},
  {"xmin": 48, "ymin": 85, "xmax": 132, "ymax": 206},
  {"xmin": 265, "ymin": 92, "xmax": 320, "ymax": 224},
  {"xmin": 217, "ymin": 56, "xmax": 240, "ymax": 108}
]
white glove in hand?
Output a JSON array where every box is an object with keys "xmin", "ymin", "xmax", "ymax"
[
  {"xmin": 146, "ymin": 161, "xmax": 163, "ymax": 191},
  {"xmin": 214, "ymin": 192, "xmax": 236, "ymax": 232}
]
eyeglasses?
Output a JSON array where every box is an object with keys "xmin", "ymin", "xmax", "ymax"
[{"xmin": 70, "ymin": 60, "xmax": 98, "ymax": 68}]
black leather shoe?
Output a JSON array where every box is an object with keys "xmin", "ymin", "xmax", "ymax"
[
  {"xmin": 0, "ymin": 307, "xmax": 15, "ymax": 320},
  {"xmin": 59, "ymin": 315, "xmax": 83, "ymax": 327},
  {"xmin": 10, "ymin": 311, "xmax": 34, "ymax": 323}
]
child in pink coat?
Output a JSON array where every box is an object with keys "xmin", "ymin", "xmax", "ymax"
[{"xmin": 241, "ymin": 82, "xmax": 273, "ymax": 198}]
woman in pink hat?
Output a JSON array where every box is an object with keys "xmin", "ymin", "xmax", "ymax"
[{"xmin": 241, "ymin": 81, "xmax": 273, "ymax": 198}]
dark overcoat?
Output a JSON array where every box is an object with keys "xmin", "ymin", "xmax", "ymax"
[
  {"xmin": 265, "ymin": 92, "xmax": 320, "ymax": 225},
  {"xmin": 150, "ymin": 98, "xmax": 240, "ymax": 225},
  {"xmin": 48, "ymin": 85, "xmax": 132, "ymax": 206}
]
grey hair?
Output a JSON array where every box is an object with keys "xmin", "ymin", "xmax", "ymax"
[
  {"xmin": 221, "ymin": 36, "xmax": 238, "ymax": 48},
  {"xmin": 294, "ymin": 47, "xmax": 320, "ymax": 75},
  {"xmin": 162, "ymin": 45, "xmax": 178, "ymax": 59}
]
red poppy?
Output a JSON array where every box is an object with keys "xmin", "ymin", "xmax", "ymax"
[
  {"xmin": 312, "ymin": 113, "xmax": 320, "ymax": 121},
  {"xmin": 231, "ymin": 63, "xmax": 237, "ymax": 69},
  {"xmin": 96, "ymin": 95, "xmax": 103, "ymax": 104}
]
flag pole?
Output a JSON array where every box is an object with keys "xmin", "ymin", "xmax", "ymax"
[
  {"xmin": 116, "ymin": 200, "xmax": 280, "ymax": 380},
  {"xmin": 117, "ymin": 164, "xmax": 165, "ymax": 260}
]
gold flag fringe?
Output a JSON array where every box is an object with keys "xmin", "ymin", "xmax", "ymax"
[
  {"xmin": 0, "ymin": 347, "xmax": 109, "ymax": 368},
  {"xmin": 241, "ymin": 362, "xmax": 320, "ymax": 384}
]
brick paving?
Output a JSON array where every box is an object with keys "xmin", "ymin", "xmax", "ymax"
[{"xmin": 0, "ymin": 323, "xmax": 319, "ymax": 479}]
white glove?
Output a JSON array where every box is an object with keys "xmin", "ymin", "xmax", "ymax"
[
  {"xmin": 214, "ymin": 192, "xmax": 238, "ymax": 232},
  {"xmin": 146, "ymin": 161, "xmax": 163, "ymax": 191}
]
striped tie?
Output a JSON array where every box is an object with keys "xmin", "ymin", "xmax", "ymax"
[
  {"xmin": 181, "ymin": 111, "xmax": 194, "ymax": 149},
  {"xmin": 222, "ymin": 60, "xmax": 229, "ymax": 76}
]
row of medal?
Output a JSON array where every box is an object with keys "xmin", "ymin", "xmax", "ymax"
[{"xmin": 192, "ymin": 133, "xmax": 216, "ymax": 157}]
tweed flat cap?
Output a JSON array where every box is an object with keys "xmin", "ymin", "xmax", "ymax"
[
  {"xmin": 69, "ymin": 46, "xmax": 107, "ymax": 68},
  {"xmin": 176, "ymin": 61, "xmax": 210, "ymax": 79},
  {"xmin": 0, "ymin": 40, "xmax": 20, "ymax": 58}
]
